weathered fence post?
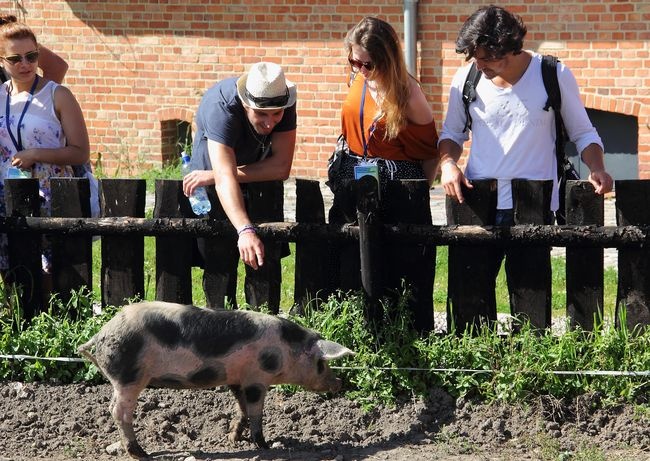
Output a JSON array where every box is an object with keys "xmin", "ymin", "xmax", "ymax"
[
  {"xmin": 245, "ymin": 180, "xmax": 284, "ymax": 314},
  {"xmin": 383, "ymin": 179, "xmax": 435, "ymax": 334},
  {"xmin": 50, "ymin": 177, "xmax": 93, "ymax": 314},
  {"xmin": 201, "ymin": 181, "xmax": 284, "ymax": 313},
  {"xmin": 446, "ymin": 179, "xmax": 498, "ymax": 333},
  {"xmin": 293, "ymin": 178, "xmax": 328, "ymax": 312},
  {"xmin": 154, "ymin": 179, "xmax": 193, "ymax": 304},
  {"xmin": 100, "ymin": 178, "xmax": 146, "ymax": 308},
  {"xmin": 357, "ymin": 175, "xmax": 383, "ymax": 325},
  {"xmin": 200, "ymin": 186, "xmax": 238, "ymax": 309},
  {"xmin": 510, "ymin": 179, "xmax": 554, "ymax": 330},
  {"xmin": 5, "ymin": 178, "xmax": 42, "ymax": 320},
  {"xmin": 615, "ymin": 180, "xmax": 650, "ymax": 330},
  {"xmin": 565, "ymin": 180, "xmax": 604, "ymax": 330},
  {"xmin": 328, "ymin": 178, "xmax": 361, "ymax": 291}
]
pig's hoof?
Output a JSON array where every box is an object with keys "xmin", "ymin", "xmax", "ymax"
[
  {"xmin": 126, "ymin": 440, "xmax": 149, "ymax": 460},
  {"xmin": 253, "ymin": 436, "xmax": 270, "ymax": 450},
  {"xmin": 228, "ymin": 421, "xmax": 245, "ymax": 443}
]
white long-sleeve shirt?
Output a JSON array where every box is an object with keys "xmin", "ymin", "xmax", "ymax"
[{"xmin": 439, "ymin": 52, "xmax": 603, "ymax": 211}]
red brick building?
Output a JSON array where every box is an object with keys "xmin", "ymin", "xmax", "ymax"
[{"xmin": 3, "ymin": 1, "xmax": 648, "ymax": 180}]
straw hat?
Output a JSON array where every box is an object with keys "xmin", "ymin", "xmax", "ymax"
[{"xmin": 236, "ymin": 62, "xmax": 297, "ymax": 110}]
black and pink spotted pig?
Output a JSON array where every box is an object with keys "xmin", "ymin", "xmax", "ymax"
[{"xmin": 78, "ymin": 301, "xmax": 354, "ymax": 460}]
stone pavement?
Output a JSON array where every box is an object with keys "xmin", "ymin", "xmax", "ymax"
[{"xmin": 282, "ymin": 177, "xmax": 618, "ymax": 268}]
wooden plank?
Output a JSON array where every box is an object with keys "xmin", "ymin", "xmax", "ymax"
[
  {"xmin": 293, "ymin": 179, "xmax": 328, "ymax": 312},
  {"xmin": 5, "ymin": 178, "xmax": 42, "ymax": 320},
  {"xmin": 357, "ymin": 175, "xmax": 383, "ymax": 325},
  {"xmin": 565, "ymin": 180, "xmax": 604, "ymax": 330},
  {"xmin": 383, "ymin": 179, "xmax": 435, "ymax": 334},
  {"xmin": 244, "ymin": 181, "xmax": 284, "ymax": 314},
  {"xmin": 100, "ymin": 178, "xmax": 146, "ymax": 309},
  {"xmin": 446, "ymin": 179, "xmax": 498, "ymax": 334},
  {"xmin": 50, "ymin": 178, "xmax": 93, "ymax": 315},
  {"xmin": 615, "ymin": 180, "xmax": 650, "ymax": 330},
  {"xmin": 327, "ymin": 178, "xmax": 361, "ymax": 292},
  {"xmin": 3, "ymin": 216, "xmax": 650, "ymax": 247},
  {"xmin": 200, "ymin": 185, "xmax": 238, "ymax": 309},
  {"xmin": 509, "ymin": 179, "xmax": 553, "ymax": 330},
  {"xmin": 153, "ymin": 179, "xmax": 193, "ymax": 305}
]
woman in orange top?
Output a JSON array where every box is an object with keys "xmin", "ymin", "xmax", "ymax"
[
  {"xmin": 327, "ymin": 16, "xmax": 439, "ymax": 334},
  {"xmin": 329, "ymin": 17, "xmax": 439, "ymax": 212}
]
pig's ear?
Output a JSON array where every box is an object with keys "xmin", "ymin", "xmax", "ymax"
[{"xmin": 316, "ymin": 339, "xmax": 355, "ymax": 360}]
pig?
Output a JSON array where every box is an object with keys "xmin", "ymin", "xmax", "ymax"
[{"xmin": 78, "ymin": 301, "xmax": 354, "ymax": 460}]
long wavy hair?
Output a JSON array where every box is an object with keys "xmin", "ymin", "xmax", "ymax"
[{"xmin": 345, "ymin": 16, "xmax": 410, "ymax": 140}]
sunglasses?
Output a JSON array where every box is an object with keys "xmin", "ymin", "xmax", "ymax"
[
  {"xmin": 1, "ymin": 50, "xmax": 39, "ymax": 65},
  {"xmin": 348, "ymin": 57, "xmax": 374, "ymax": 71},
  {"xmin": 244, "ymin": 87, "xmax": 289, "ymax": 108}
]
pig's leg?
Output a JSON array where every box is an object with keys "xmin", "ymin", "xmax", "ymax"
[
  {"xmin": 228, "ymin": 384, "xmax": 269, "ymax": 448},
  {"xmin": 110, "ymin": 385, "xmax": 149, "ymax": 460},
  {"xmin": 227, "ymin": 385, "xmax": 248, "ymax": 443},
  {"xmin": 242, "ymin": 383, "xmax": 269, "ymax": 449}
]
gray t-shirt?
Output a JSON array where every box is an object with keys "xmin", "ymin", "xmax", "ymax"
[{"xmin": 190, "ymin": 77, "xmax": 297, "ymax": 170}]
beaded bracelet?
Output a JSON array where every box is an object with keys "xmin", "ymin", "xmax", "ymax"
[
  {"xmin": 237, "ymin": 224, "xmax": 257, "ymax": 236},
  {"xmin": 439, "ymin": 157, "xmax": 457, "ymax": 168}
]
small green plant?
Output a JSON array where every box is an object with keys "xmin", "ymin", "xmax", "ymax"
[{"xmin": 0, "ymin": 287, "xmax": 117, "ymax": 383}]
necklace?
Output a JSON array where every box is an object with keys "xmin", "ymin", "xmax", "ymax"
[{"xmin": 246, "ymin": 121, "xmax": 270, "ymax": 158}]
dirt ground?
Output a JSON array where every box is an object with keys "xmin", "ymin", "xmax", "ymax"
[{"xmin": 0, "ymin": 381, "xmax": 648, "ymax": 461}]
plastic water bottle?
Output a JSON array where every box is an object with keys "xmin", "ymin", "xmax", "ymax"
[
  {"xmin": 7, "ymin": 166, "xmax": 32, "ymax": 179},
  {"xmin": 180, "ymin": 153, "xmax": 211, "ymax": 216}
]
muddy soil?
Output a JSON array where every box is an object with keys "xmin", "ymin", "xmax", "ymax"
[{"xmin": 0, "ymin": 381, "xmax": 648, "ymax": 461}]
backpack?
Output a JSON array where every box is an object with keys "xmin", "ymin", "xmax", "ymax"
[{"xmin": 462, "ymin": 55, "xmax": 580, "ymax": 224}]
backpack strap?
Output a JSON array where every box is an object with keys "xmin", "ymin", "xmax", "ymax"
[
  {"xmin": 541, "ymin": 54, "xmax": 561, "ymax": 112},
  {"xmin": 540, "ymin": 54, "xmax": 568, "ymax": 181},
  {"xmin": 461, "ymin": 62, "xmax": 482, "ymax": 133}
]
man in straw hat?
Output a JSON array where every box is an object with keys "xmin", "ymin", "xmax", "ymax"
[{"xmin": 183, "ymin": 61, "xmax": 297, "ymax": 310}]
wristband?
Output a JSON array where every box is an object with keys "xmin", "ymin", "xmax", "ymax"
[{"xmin": 237, "ymin": 224, "xmax": 257, "ymax": 236}]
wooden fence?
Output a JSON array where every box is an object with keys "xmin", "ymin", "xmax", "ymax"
[{"xmin": 2, "ymin": 176, "xmax": 650, "ymax": 334}]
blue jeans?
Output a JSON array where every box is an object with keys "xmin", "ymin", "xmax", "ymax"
[{"xmin": 495, "ymin": 208, "xmax": 515, "ymax": 226}]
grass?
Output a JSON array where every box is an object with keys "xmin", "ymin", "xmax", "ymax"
[{"xmin": 1, "ymin": 282, "xmax": 648, "ymax": 410}]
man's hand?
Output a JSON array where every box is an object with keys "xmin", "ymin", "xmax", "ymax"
[
  {"xmin": 588, "ymin": 169, "xmax": 614, "ymax": 195},
  {"xmin": 237, "ymin": 229, "xmax": 264, "ymax": 270},
  {"xmin": 440, "ymin": 159, "xmax": 473, "ymax": 203},
  {"xmin": 581, "ymin": 144, "xmax": 613, "ymax": 195},
  {"xmin": 182, "ymin": 169, "xmax": 214, "ymax": 197}
]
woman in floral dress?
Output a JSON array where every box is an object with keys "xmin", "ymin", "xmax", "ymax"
[{"xmin": 0, "ymin": 19, "xmax": 89, "ymax": 295}]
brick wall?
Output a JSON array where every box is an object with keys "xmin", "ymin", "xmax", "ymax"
[{"xmin": 2, "ymin": 1, "xmax": 648, "ymax": 178}]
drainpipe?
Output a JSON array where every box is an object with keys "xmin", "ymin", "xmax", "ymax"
[{"xmin": 403, "ymin": 0, "xmax": 418, "ymax": 75}]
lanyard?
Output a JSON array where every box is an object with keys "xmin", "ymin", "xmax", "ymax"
[
  {"xmin": 5, "ymin": 75, "xmax": 39, "ymax": 152},
  {"xmin": 359, "ymin": 79, "xmax": 380, "ymax": 161}
]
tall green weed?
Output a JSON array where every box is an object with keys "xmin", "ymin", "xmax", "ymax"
[{"xmin": 292, "ymin": 290, "xmax": 650, "ymax": 408}]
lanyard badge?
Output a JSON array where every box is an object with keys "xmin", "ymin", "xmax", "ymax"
[
  {"xmin": 354, "ymin": 160, "xmax": 380, "ymax": 199},
  {"xmin": 354, "ymin": 161, "xmax": 379, "ymax": 181},
  {"xmin": 355, "ymin": 78, "xmax": 380, "ymax": 193}
]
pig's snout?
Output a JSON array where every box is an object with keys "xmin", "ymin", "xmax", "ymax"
[
  {"xmin": 329, "ymin": 377, "xmax": 342, "ymax": 392},
  {"xmin": 305, "ymin": 374, "xmax": 342, "ymax": 393}
]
